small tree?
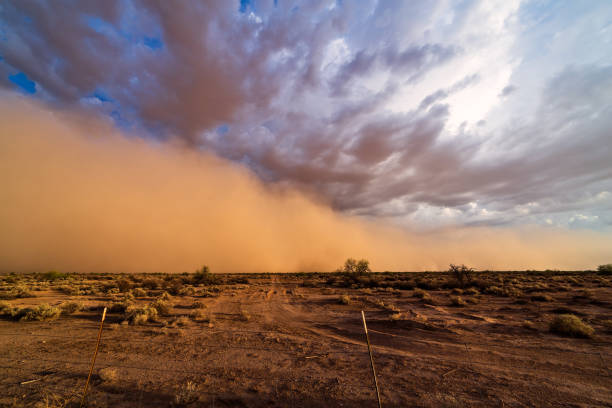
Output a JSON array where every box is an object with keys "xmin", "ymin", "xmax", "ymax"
[
  {"xmin": 343, "ymin": 258, "xmax": 357, "ymax": 273},
  {"xmin": 449, "ymin": 264, "xmax": 474, "ymax": 288},
  {"xmin": 597, "ymin": 264, "xmax": 612, "ymax": 275},
  {"xmin": 194, "ymin": 265, "xmax": 216, "ymax": 284},
  {"xmin": 355, "ymin": 259, "xmax": 371, "ymax": 274}
]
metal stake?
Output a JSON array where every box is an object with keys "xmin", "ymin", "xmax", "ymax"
[
  {"xmin": 80, "ymin": 307, "xmax": 106, "ymax": 407},
  {"xmin": 361, "ymin": 310, "xmax": 382, "ymax": 408}
]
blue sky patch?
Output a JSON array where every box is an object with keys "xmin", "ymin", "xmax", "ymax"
[
  {"xmin": 8, "ymin": 72, "xmax": 36, "ymax": 94},
  {"xmin": 143, "ymin": 36, "xmax": 163, "ymax": 50},
  {"xmin": 216, "ymin": 124, "xmax": 230, "ymax": 135}
]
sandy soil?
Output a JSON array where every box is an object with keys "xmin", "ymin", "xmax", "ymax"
[{"xmin": 0, "ymin": 272, "xmax": 611, "ymax": 407}]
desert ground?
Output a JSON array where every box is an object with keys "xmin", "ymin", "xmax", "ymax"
[{"xmin": 0, "ymin": 270, "xmax": 611, "ymax": 407}]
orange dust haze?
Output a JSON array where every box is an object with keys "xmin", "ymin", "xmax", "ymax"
[{"xmin": 1, "ymin": 93, "xmax": 610, "ymax": 273}]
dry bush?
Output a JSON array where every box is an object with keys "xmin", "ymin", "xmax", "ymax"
[
  {"xmin": 170, "ymin": 316, "xmax": 191, "ymax": 327},
  {"xmin": 12, "ymin": 304, "xmax": 61, "ymax": 321},
  {"xmin": 98, "ymin": 367, "xmax": 119, "ymax": 382},
  {"xmin": 56, "ymin": 285, "xmax": 80, "ymax": 296},
  {"xmin": 389, "ymin": 312, "xmax": 404, "ymax": 321},
  {"xmin": 531, "ymin": 294, "xmax": 553, "ymax": 302},
  {"xmin": 60, "ymin": 301, "xmax": 84, "ymax": 314},
  {"xmin": 109, "ymin": 300, "xmax": 133, "ymax": 314},
  {"xmin": 0, "ymin": 300, "xmax": 11, "ymax": 316},
  {"xmin": 0, "ymin": 285, "xmax": 35, "ymax": 300},
  {"xmin": 125, "ymin": 304, "xmax": 158, "ymax": 325},
  {"xmin": 451, "ymin": 288, "xmax": 463, "ymax": 295},
  {"xmin": 190, "ymin": 308, "xmax": 210, "ymax": 322},
  {"xmin": 150, "ymin": 297, "xmax": 172, "ymax": 316},
  {"xmin": 465, "ymin": 296, "xmax": 480, "ymax": 304},
  {"xmin": 240, "ymin": 309, "xmax": 252, "ymax": 321},
  {"xmin": 597, "ymin": 264, "xmax": 612, "ymax": 275},
  {"xmin": 412, "ymin": 288, "xmax": 428, "ymax": 298},
  {"xmin": 132, "ymin": 287, "xmax": 147, "ymax": 297},
  {"xmin": 450, "ymin": 296, "xmax": 466, "ymax": 307},
  {"xmin": 464, "ymin": 287, "xmax": 479, "ymax": 296},
  {"xmin": 339, "ymin": 295, "xmax": 351, "ymax": 305},
  {"xmin": 550, "ymin": 314, "xmax": 594, "ymax": 338},
  {"xmin": 523, "ymin": 320, "xmax": 537, "ymax": 331},
  {"xmin": 174, "ymin": 381, "xmax": 199, "ymax": 405}
]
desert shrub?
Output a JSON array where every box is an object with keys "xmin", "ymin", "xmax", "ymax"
[
  {"xmin": 389, "ymin": 312, "xmax": 403, "ymax": 321},
  {"xmin": 342, "ymin": 258, "xmax": 357, "ymax": 273},
  {"xmin": 109, "ymin": 300, "xmax": 132, "ymax": 314},
  {"xmin": 450, "ymin": 296, "xmax": 466, "ymax": 307},
  {"xmin": 98, "ymin": 367, "xmax": 119, "ymax": 382},
  {"xmin": 142, "ymin": 278, "xmax": 162, "ymax": 290},
  {"xmin": 0, "ymin": 301, "xmax": 12, "ymax": 315},
  {"xmin": 451, "ymin": 288, "xmax": 463, "ymax": 295},
  {"xmin": 125, "ymin": 304, "xmax": 158, "ymax": 325},
  {"xmin": 0, "ymin": 285, "xmax": 34, "ymax": 300},
  {"xmin": 239, "ymin": 309, "xmax": 252, "ymax": 321},
  {"xmin": 60, "ymin": 301, "xmax": 84, "ymax": 314},
  {"xmin": 413, "ymin": 288, "xmax": 428, "ymax": 298},
  {"xmin": 355, "ymin": 259, "xmax": 372, "ymax": 274},
  {"xmin": 170, "ymin": 316, "xmax": 191, "ymax": 327},
  {"xmin": 190, "ymin": 308, "xmax": 210, "ymax": 322},
  {"xmin": 13, "ymin": 304, "xmax": 61, "ymax": 321},
  {"xmin": 484, "ymin": 286, "xmax": 503, "ymax": 296},
  {"xmin": 178, "ymin": 285, "xmax": 196, "ymax": 296},
  {"xmin": 448, "ymin": 264, "xmax": 474, "ymax": 288},
  {"xmin": 339, "ymin": 295, "xmax": 351, "ymax": 305},
  {"xmin": 57, "ymin": 285, "xmax": 80, "ymax": 296},
  {"xmin": 150, "ymin": 297, "xmax": 172, "ymax": 316},
  {"xmin": 465, "ymin": 296, "xmax": 479, "ymax": 304},
  {"xmin": 193, "ymin": 265, "xmax": 219, "ymax": 285},
  {"xmin": 116, "ymin": 278, "xmax": 132, "ymax": 292},
  {"xmin": 175, "ymin": 381, "xmax": 199, "ymax": 405},
  {"xmin": 132, "ymin": 287, "xmax": 147, "ymax": 297},
  {"xmin": 40, "ymin": 270, "xmax": 67, "ymax": 281},
  {"xmin": 597, "ymin": 264, "xmax": 612, "ymax": 275},
  {"xmin": 464, "ymin": 287, "xmax": 479, "ymax": 296},
  {"xmin": 531, "ymin": 294, "xmax": 553, "ymax": 302},
  {"xmin": 549, "ymin": 314, "xmax": 594, "ymax": 338},
  {"xmin": 523, "ymin": 320, "xmax": 537, "ymax": 330}
]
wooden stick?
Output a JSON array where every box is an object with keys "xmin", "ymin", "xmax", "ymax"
[
  {"xmin": 80, "ymin": 307, "xmax": 106, "ymax": 408},
  {"xmin": 361, "ymin": 310, "xmax": 382, "ymax": 408}
]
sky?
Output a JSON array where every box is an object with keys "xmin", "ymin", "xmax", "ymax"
[{"xmin": 0, "ymin": 1, "xmax": 611, "ymax": 272}]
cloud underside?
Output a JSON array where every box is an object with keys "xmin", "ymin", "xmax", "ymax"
[{"xmin": 0, "ymin": 0, "xmax": 611, "ymax": 230}]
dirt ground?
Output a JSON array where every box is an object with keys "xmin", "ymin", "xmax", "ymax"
[{"xmin": 0, "ymin": 271, "xmax": 611, "ymax": 407}]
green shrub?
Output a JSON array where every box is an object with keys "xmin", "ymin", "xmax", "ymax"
[{"xmin": 549, "ymin": 314, "xmax": 594, "ymax": 338}]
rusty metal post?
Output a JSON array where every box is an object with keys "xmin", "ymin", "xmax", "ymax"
[
  {"xmin": 80, "ymin": 307, "xmax": 107, "ymax": 407},
  {"xmin": 361, "ymin": 310, "xmax": 382, "ymax": 408}
]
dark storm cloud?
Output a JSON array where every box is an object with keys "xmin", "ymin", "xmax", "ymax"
[{"xmin": 1, "ymin": 0, "xmax": 611, "ymax": 228}]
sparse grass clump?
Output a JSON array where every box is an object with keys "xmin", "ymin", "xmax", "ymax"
[
  {"xmin": 549, "ymin": 314, "xmax": 594, "ymax": 338},
  {"xmin": 150, "ymin": 297, "xmax": 172, "ymax": 316},
  {"xmin": 413, "ymin": 288, "xmax": 428, "ymax": 298}
]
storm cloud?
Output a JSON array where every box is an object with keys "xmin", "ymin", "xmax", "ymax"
[{"xmin": 1, "ymin": 0, "xmax": 611, "ymax": 235}]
